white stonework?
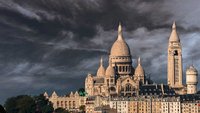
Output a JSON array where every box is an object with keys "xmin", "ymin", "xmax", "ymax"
[
  {"xmin": 167, "ymin": 21, "xmax": 183, "ymax": 89},
  {"xmin": 45, "ymin": 22, "xmax": 199, "ymax": 112}
]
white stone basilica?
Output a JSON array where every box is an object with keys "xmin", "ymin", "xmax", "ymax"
[
  {"xmin": 85, "ymin": 23, "xmax": 146, "ymax": 97},
  {"xmin": 85, "ymin": 22, "xmax": 198, "ymax": 96},
  {"xmin": 46, "ymin": 22, "xmax": 199, "ymax": 112}
]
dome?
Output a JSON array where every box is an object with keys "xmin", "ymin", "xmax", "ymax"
[
  {"xmin": 97, "ymin": 66, "xmax": 105, "ymax": 76},
  {"xmin": 110, "ymin": 23, "xmax": 131, "ymax": 56},
  {"xmin": 110, "ymin": 40, "xmax": 130, "ymax": 56},
  {"xmin": 186, "ymin": 65, "xmax": 198, "ymax": 75},
  {"xmin": 186, "ymin": 65, "xmax": 198, "ymax": 84},
  {"xmin": 169, "ymin": 21, "xmax": 180, "ymax": 42},
  {"xmin": 135, "ymin": 57, "xmax": 144, "ymax": 76},
  {"xmin": 106, "ymin": 62, "xmax": 115, "ymax": 77},
  {"xmin": 97, "ymin": 58, "xmax": 105, "ymax": 77}
]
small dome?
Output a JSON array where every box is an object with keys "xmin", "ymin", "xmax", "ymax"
[
  {"xmin": 135, "ymin": 57, "xmax": 144, "ymax": 76},
  {"xmin": 106, "ymin": 63, "xmax": 115, "ymax": 77},
  {"xmin": 186, "ymin": 65, "xmax": 198, "ymax": 75},
  {"xmin": 97, "ymin": 58, "xmax": 105, "ymax": 77},
  {"xmin": 110, "ymin": 23, "xmax": 131, "ymax": 56}
]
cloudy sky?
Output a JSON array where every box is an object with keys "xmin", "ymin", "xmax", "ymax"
[{"xmin": 0, "ymin": 0, "xmax": 200, "ymax": 104}]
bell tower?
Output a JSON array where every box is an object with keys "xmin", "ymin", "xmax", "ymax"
[{"xmin": 167, "ymin": 21, "xmax": 183, "ymax": 88}]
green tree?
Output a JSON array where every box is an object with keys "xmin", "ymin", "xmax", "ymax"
[
  {"xmin": 34, "ymin": 94, "xmax": 54, "ymax": 113},
  {"xmin": 4, "ymin": 95, "xmax": 35, "ymax": 113},
  {"xmin": 78, "ymin": 88, "xmax": 86, "ymax": 96},
  {"xmin": 4, "ymin": 94, "xmax": 54, "ymax": 113},
  {"xmin": 0, "ymin": 104, "xmax": 7, "ymax": 113},
  {"xmin": 54, "ymin": 107, "xmax": 69, "ymax": 113}
]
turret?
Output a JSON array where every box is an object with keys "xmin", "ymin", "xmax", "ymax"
[
  {"xmin": 105, "ymin": 61, "xmax": 115, "ymax": 86},
  {"xmin": 186, "ymin": 65, "xmax": 198, "ymax": 94},
  {"xmin": 70, "ymin": 91, "xmax": 74, "ymax": 97},
  {"xmin": 75, "ymin": 91, "xmax": 79, "ymax": 97},
  {"xmin": 106, "ymin": 61, "xmax": 115, "ymax": 78},
  {"xmin": 51, "ymin": 91, "xmax": 58, "ymax": 98},
  {"xmin": 134, "ymin": 57, "xmax": 145, "ymax": 84},
  {"xmin": 97, "ymin": 57, "xmax": 105, "ymax": 77}
]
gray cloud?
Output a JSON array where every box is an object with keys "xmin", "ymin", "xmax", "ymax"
[{"xmin": 0, "ymin": 0, "xmax": 200, "ymax": 104}]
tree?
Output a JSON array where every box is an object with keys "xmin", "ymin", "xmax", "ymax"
[
  {"xmin": 33, "ymin": 94, "xmax": 54, "ymax": 113},
  {"xmin": 54, "ymin": 108, "xmax": 69, "ymax": 113},
  {"xmin": 79, "ymin": 105, "xmax": 85, "ymax": 113},
  {"xmin": 0, "ymin": 104, "xmax": 6, "ymax": 113},
  {"xmin": 78, "ymin": 88, "xmax": 86, "ymax": 96},
  {"xmin": 4, "ymin": 94, "xmax": 54, "ymax": 113},
  {"xmin": 4, "ymin": 95, "xmax": 35, "ymax": 113}
]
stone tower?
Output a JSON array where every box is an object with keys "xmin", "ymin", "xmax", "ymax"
[
  {"xmin": 167, "ymin": 22, "xmax": 183, "ymax": 88},
  {"xmin": 109, "ymin": 23, "xmax": 133, "ymax": 76},
  {"xmin": 186, "ymin": 65, "xmax": 198, "ymax": 94}
]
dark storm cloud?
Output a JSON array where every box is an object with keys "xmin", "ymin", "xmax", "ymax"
[{"xmin": 0, "ymin": 0, "xmax": 200, "ymax": 104}]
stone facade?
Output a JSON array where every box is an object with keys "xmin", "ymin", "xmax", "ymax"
[
  {"xmin": 45, "ymin": 22, "xmax": 199, "ymax": 112},
  {"xmin": 44, "ymin": 91, "xmax": 85, "ymax": 112},
  {"xmin": 167, "ymin": 22, "xmax": 198, "ymax": 95},
  {"xmin": 85, "ymin": 23, "xmax": 146, "ymax": 98},
  {"xmin": 110, "ymin": 95, "xmax": 200, "ymax": 113}
]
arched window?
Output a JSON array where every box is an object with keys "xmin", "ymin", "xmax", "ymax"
[
  {"xmin": 125, "ymin": 84, "xmax": 132, "ymax": 91},
  {"xmin": 119, "ymin": 66, "xmax": 121, "ymax": 72},
  {"xmin": 174, "ymin": 50, "xmax": 178, "ymax": 56},
  {"xmin": 57, "ymin": 101, "xmax": 59, "ymax": 107}
]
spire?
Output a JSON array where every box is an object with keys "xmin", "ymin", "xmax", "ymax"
[
  {"xmin": 100, "ymin": 57, "xmax": 103, "ymax": 67},
  {"xmin": 52, "ymin": 91, "xmax": 58, "ymax": 97},
  {"xmin": 138, "ymin": 57, "xmax": 141, "ymax": 65},
  {"xmin": 172, "ymin": 21, "xmax": 176, "ymax": 29},
  {"xmin": 169, "ymin": 21, "xmax": 180, "ymax": 42},
  {"xmin": 117, "ymin": 22, "xmax": 123, "ymax": 40},
  {"xmin": 70, "ymin": 91, "xmax": 74, "ymax": 97}
]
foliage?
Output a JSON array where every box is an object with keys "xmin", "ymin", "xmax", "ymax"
[
  {"xmin": 0, "ymin": 104, "xmax": 7, "ymax": 113},
  {"xmin": 78, "ymin": 88, "xmax": 86, "ymax": 96},
  {"xmin": 79, "ymin": 105, "xmax": 85, "ymax": 113},
  {"xmin": 4, "ymin": 94, "xmax": 53, "ymax": 113},
  {"xmin": 33, "ymin": 94, "xmax": 54, "ymax": 113},
  {"xmin": 4, "ymin": 95, "xmax": 35, "ymax": 113},
  {"xmin": 54, "ymin": 107, "xmax": 69, "ymax": 113}
]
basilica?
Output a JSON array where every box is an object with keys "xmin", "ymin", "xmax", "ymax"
[
  {"xmin": 85, "ymin": 22, "xmax": 198, "ymax": 97},
  {"xmin": 45, "ymin": 22, "xmax": 199, "ymax": 112}
]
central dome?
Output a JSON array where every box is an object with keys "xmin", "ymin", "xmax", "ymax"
[{"xmin": 110, "ymin": 24, "xmax": 131, "ymax": 56}]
